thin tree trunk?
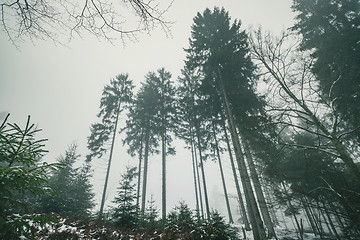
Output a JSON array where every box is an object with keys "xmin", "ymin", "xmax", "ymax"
[
  {"xmin": 323, "ymin": 201, "xmax": 341, "ymax": 240},
  {"xmin": 281, "ymin": 182, "xmax": 303, "ymax": 240},
  {"xmin": 221, "ymin": 116, "xmax": 251, "ymax": 230},
  {"xmin": 264, "ymin": 185, "xmax": 279, "ymax": 226},
  {"xmin": 240, "ymin": 133, "xmax": 277, "ymax": 238},
  {"xmin": 317, "ymin": 201, "xmax": 333, "ymax": 237},
  {"xmin": 212, "ymin": 121, "xmax": 233, "ymax": 223},
  {"xmin": 193, "ymin": 135, "xmax": 205, "ymax": 219},
  {"xmin": 195, "ymin": 119, "xmax": 211, "ymax": 219},
  {"xmin": 307, "ymin": 198, "xmax": 325, "ymax": 239},
  {"xmin": 161, "ymin": 120, "xmax": 167, "ymax": 220},
  {"xmin": 99, "ymin": 100, "xmax": 121, "ymax": 219},
  {"xmin": 280, "ymin": 210, "xmax": 288, "ymax": 230},
  {"xmin": 301, "ymin": 197, "xmax": 318, "ymax": 236},
  {"xmin": 141, "ymin": 126, "xmax": 150, "ymax": 213},
  {"xmin": 190, "ymin": 130, "xmax": 200, "ymax": 217},
  {"xmin": 217, "ymin": 69, "xmax": 266, "ymax": 239},
  {"xmin": 136, "ymin": 131, "xmax": 144, "ymax": 211}
]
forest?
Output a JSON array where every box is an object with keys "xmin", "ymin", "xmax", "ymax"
[{"xmin": 1, "ymin": 0, "xmax": 360, "ymax": 239}]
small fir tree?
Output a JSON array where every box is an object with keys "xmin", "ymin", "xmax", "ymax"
[
  {"xmin": 36, "ymin": 144, "xmax": 95, "ymax": 219},
  {"xmin": 112, "ymin": 166, "xmax": 138, "ymax": 229}
]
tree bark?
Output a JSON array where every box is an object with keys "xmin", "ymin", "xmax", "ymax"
[
  {"xmin": 161, "ymin": 118, "xmax": 167, "ymax": 220},
  {"xmin": 190, "ymin": 135, "xmax": 200, "ymax": 216},
  {"xmin": 99, "ymin": 100, "xmax": 121, "ymax": 219},
  {"xmin": 221, "ymin": 116, "xmax": 251, "ymax": 229},
  {"xmin": 240, "ymin": 132, "xmax": 277, "ymax": 238},
  {"xmin": 212, "ymin": 121, "xmax": 234, "ymax": 223},
  {"xmin": 301, "ymin": 197, "xmax": 318, "ymax": 236},
  {"xmin": 217, "ymin": 68, "xmax": 266, "ymax": 239},
  {"xmin": 141, "ymin": 126, "xmax": 150, "ymax": 213},
  {"xmin": 323, "ymin": 201, "xmax": 341, "ymax": 240},
  {"xmin": 193, "ymin": 134, "xmax": 205, "ymax": 218},
  {"xmin": 281, "ymin": 182, "xmax": 303, "ymax": 240},
  {"xmin": 136, "ymin": 131, "xmax": 144, "ymax": 211},
  {"xmin": 195, "ymin": 118, "xmax": 211, "ymax": 219}
]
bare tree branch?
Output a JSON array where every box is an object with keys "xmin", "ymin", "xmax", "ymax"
[{"xmin": 0, "ymin": 0, "xmax": 173, "ymax": 46}]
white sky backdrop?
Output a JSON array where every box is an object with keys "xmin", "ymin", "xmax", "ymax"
[{"xmin": 0, "ymin": 0, "xmax": 295, "ymax": 220}]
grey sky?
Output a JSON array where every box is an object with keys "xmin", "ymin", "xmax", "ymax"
[{"xmin": 0, "ymin": 0, "xmax": 295, "ymax": 218}]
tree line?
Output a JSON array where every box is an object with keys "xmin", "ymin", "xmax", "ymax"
[{"xmin": 1, "ymin": 1, "xmax": 360, "ymax": 239}]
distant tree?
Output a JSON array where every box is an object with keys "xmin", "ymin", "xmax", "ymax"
[
  {"xmin": 0, "ymin": 115, "xmax": 60, "ymax": 239},
  {"xmin": 123, "ymin": 81, "xmax": 159, "ymax": 214},
  {"xmin": 37, "ymin": 144, "xmax": 95, "ymax": 219},
  {"xmin": 175, "ymin": 67, "xmax": 212, "ymax": 220},
  {"xmin": 123, "ymin": 68, "xmax": 176, "ymax": 219},
  {"xmin": 87, "ymin": 74, "xmax": 135, "ymax": 219},
  {"xmin": 145, "ymin": 68, "xmax": 177, "ymax": 220},
  {"xmin": 166, "ymin": 201, "xmax": 195, "ymax": 237},
  {"xmin": 165, "ymin": 202, "xmax": 239, "ymax": 240},
  {"xmin": 140, "ymin": 195, "xmax": 161, "ymax": 229},
  {"xmin": 112, "ymin": 166, "xmax": 138, "ymax": 229},
  {"xmin": 0, "ymin": 0, "xmax": 172, "ymax": 46}
]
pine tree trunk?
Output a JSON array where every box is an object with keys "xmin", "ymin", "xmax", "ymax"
[
  {"xmin": 317, "ymin": 201, "xmax": 333, "ymax": 237},
  {"xmin": 240, "ymin": 133, "xmax": 277, "ymax": 238},
  {"xmin": 281, "ymin": 182, "xmax": 303, "ymax": 240},
  {"xmin": 212, "ymin": 121, "xmax": 233, "ymax": 223},
  {"xmin": 217, "ymin": 69, "xmax": 266, "ymax": 239},
  {"xmin": 193, "ymin": 135, "xmax": 205, "ymax": 218},
  {"xmin": 141, "ymin": 126, "xmax": 150, "ymax": 213},
  {"xmin": 301, "ymin": 197, "xmax": 318, "ymax": 236},
  {"xmin": 195, "ymin": 119, "xmax": 211, "ymax": 219},
  {"xmin": 221, "ymin": 117, "xmax": 251, "ymax": 230},
  {"xmin": 307, "ymin": 198, "xmax": 325, "ymax": 239},
  {"xmin": 190, "ymin": 131, "xmax": 200, "ymax": 217},
  {"xmin": 323, "ymin": 201, "xmax": 341, "ymax": 240},
  {"xmin": 99, "ymin": 100, "xmax": 121, "ymax": 219},
  {"xmin": 161, "ymin": 119, "xmax": 167, "ymax": 220},
  {"xmin": 264, "ymin": 185, "xmax": 279, "ymax": 226},
  {"xmin": 136, "ymin": 132, "xmax": 144, "ymax": 211}
]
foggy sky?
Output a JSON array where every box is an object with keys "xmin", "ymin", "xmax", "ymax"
[{"xmin": 0, "ymin": 0, "xmax": 295, "ymax": 219}]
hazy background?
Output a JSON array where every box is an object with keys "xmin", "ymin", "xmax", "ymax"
[{"xmin": 0, "ymin": 0, "xmax": 295, "ymax": 220}]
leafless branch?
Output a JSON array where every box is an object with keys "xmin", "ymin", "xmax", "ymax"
[{"xmin": 0, "ymin": 0, "xmax": 173, "ymax": 46}]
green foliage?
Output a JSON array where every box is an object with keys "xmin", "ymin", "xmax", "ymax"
[
  {"xmin": 166, "ymin": 201, "xmax": 195, "ymax": 234},
  {"xmin": 292, "ymin": 0, "xmax": 360, "ymax": 139},
  {"xmin": 0, "ymin": 115, "xmax": 60, "ymax": 238},
  {"xmin": 112, "ymin": 166, "xmax": 139, "ymax": 229},
  {"xmin": 36, "ymin": 144, "xmax": 95, "ymax": 219},
  {"xmin": 124, "ymin": 68, "xmax": 177, "ymax": 156},
  {"xmin": 165, "ymin": 202, "xmax": 239, "ymax": 240},
  {"xmin": 186, "ymin": 7, "xmax": 262, "ymax": 122},
  {"xmin": 87, "ymin": 74, "xmax": 135, "ymax": 161},
  {"xmin": 139, "ymin": 195, "xmax": 161, "ymax": 229}
]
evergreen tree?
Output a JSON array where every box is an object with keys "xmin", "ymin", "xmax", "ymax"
[
  {"xmin": 112, "ymin": 166, "xmax": 138, "ymax": 229},
  {"xmin": 37, "ymin": 144, "xmax": 95, "ymax": 219},
  {"xmin": 185, "ymin": 7, "xmax": 274, "ymax": 238},
  {"xmin": 175, "ymin": 67, "xmax": 210, "ymax": 219},
  {"xmin": 292, "ymin": 0, "xmax": 360, "ymax": 140},
  {"xmin": 124, "ymin": 68, "xmax": 176, "ymax": 219},
  {"xmin": 140, "ymin": 195, "xmax": 161, "ymax": 229},
  {"xmin": 87, "ymin": 74, "xmax": 135, "ymax": 218},
  {"xmin": 124, "ymin": 81, "xmax": 159, "ymax": 214},
  {"xmin": 0, "ymin": 115, "xmax": 60, "ymax": 238}
]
